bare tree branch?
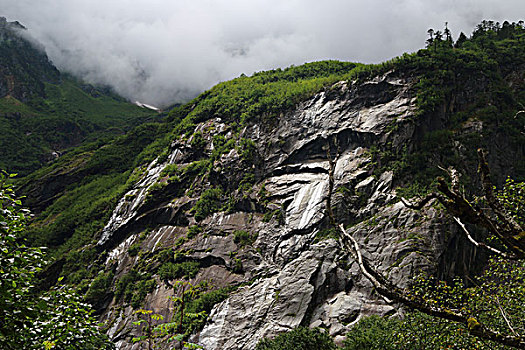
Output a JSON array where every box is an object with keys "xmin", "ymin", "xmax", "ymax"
[
  {"xmin": 335, "ymin": 223, "xmax": 525, "ymax": 348},
  {"xmin": 401, "ymin": 151, "xmax": 525, "ymax": 258},
  {"xmin": 495, "ymin": 295, "xmax": 519, "ymax": 338},
  {"xmin": 453, "ymin": 217, "xmax": 518, "ymax": 259},
  {"xmin": 335, "ymin": 148, "xmax": 525, "ymax": 348}
]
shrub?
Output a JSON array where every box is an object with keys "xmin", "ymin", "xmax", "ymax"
[
  {"xmin": 190, "ymin": 131, "xmax": 207, "ymax": 152},
  {"xmin": 187, "ymin": 225, "xmax": 203, "ymax": 239},
  {"xmin": 85, "ymin": 270, "xmax": 114, "ymax": 304},
  {"xmin": 128, "ymin": 243, "xmax": 141, "ymax": 256},
  {"xmin": 256, "ymin": 327, "xmax": 336, "ymax": 350},
  {"xmin": 233, "ymin": 230, "xmax": 257, "ymax": 247},
  {"xmin": 158, "ymin": 261, "xmax": 200, "ymax": 281},
  {"xmin": 343, "ymin": 315, "xmax": 400, "ymax": 350},
  {"xmin": 161, "ymin": 163, "xmax": 180, "ymax": 177},
  {"xmin": 131, "ymin": 279, "xmax": 157, "ymax": 309},
  {"xmin": 192, "ymin": 188, "xmax": 223, "ymax": 221}
]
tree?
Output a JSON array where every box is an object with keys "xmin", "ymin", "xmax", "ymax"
[
  {"xmin": 426, "ymin": 28, "xmax": 434, "ymax": 48},
  {"xmin": 336, "ymin": 150, "xmax": 525, "ymax": 348},
  {"xmin": 131, "ymin": 281, "xmax": 206, "ymax": 349},
  {"xmin": 0, "ymin": 171, "xmax": 113, "ymax": 349},
  {"xmin": 444, "ymin": 22, "xmax": 453, "ymax": 45},
  {"xmin": 343, "ymin": 315, "xmax": 400, "ymax": 350},
  {"xmin": 455, "ymin": 32, "xmax": 468, "ymax": 48}
]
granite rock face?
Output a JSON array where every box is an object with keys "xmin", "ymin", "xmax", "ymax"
[{"xmin": 97, "ymin": 72, "xmax": 470, "ymax": 349}]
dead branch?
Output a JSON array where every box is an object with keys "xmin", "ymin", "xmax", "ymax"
[
  {"xmin": 335, "ymin": 223, "xmax": 525, "ymax": 348},
  {"xmin": 337, "ymin": 147, "xmax": 525, "ymax": 347},
  {"xmin": 453, "ymin": 217, "xmax": 518, "ymax": 259},
  {"xmin": 401, "ymin": 150, "xmax": 525, "ymax": 258}
]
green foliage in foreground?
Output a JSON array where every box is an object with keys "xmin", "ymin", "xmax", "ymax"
[
  {"xmin": 255, "ymin": 327, "xmax": 336, "ymax": 350},
  {"xmin": 344, "ymin": 179, "xmax": 524, "ymax": 349},
  {"xmin": 342, "ymin": 311, "xmax": 512, "ymax": 350},
  {"xmin": 0, "ymin": 171, "xmax": 113, "ymax": 349},
  {"xmin": 343, "ymin": 315, "xmax": 400, "ymax": 350},
  {"xmin": 131, "ymin": 282, "xmax": 230, "ymax": 349}
]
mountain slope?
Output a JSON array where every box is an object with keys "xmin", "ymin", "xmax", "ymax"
[
  {"xmin": 0, "ymin": 17, "xmax": 158, "ymax": 175},
  {"xmin": 18, "ymin": 21, "xmax": 525, "ymax": 349}
]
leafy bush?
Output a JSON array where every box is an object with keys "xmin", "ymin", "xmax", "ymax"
[
  {"xmin": 256, "ymin": 327, "xmax": 336, "ymax": 350},
  {"xmin": 233, "ymin": 230, "xmax": 257, "ymax": 247},
  {"xmin": 115, "ymin": 270, "xmax": 140, "ymax": 301},
  {"xmin": 85, "ymin": 270, "xmax": 114, "ymax": 304},
  {"xmin": 115, "ymin": 270, "xmax": 157, "ymax": 309},
  {"xmin": 190, "ymin": 131, "xmax": 207, "ymax": 152},
  {"xmin": 158, "ymin": 261, "xmax": 200, "ymax": 281},
  {"xmin": 187, "ymin": 225, "xmax": 203, "ymax": 239},
  {"xmin": 128, "ymin": 243, "xmax": 141, "ymax": 256},
  {"xmin": 161, "ymin": 163, "xmax": 180, "ymax": 177},
  {"xmin": 131, "ymin": 279, "xmax": 157, "ymax": 309},
  {"xmin": 0, "ymin": 171, "xmax": 113, "ymax": 349},
  {"xmin": 191, "ymin": 188, "xmax": 224, "ymax": 221},
  {"xmin": 343, "ymin": 315, "xmax": 401, "ymax": 350}
]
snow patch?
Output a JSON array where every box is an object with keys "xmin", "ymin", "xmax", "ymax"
[{"xmin": 135, "ymin": 101, "xmax": 161, "ymax": 112}]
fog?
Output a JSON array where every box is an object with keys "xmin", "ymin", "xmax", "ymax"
[{"xmin": 1, "ymin": 0, "xmax": 523, "ymax": 106}]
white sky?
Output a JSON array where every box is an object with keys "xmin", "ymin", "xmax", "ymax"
[{"xmin": 1, "ymin": 0, "xmax": 524, "ymax": 106}]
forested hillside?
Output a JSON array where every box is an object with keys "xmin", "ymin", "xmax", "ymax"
[{"xmin": 0, "ymin": 17, "xmax": 157, "ymax": 175}]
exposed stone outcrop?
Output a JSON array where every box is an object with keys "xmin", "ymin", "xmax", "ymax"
[{"xmin": 97, "ymin": 71, "xmax": 474, "ymax": 349}]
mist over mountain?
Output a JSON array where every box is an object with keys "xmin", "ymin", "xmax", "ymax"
[{"xmin": 1, "ymin": 0, "xmax": 524, "ymax": 107}]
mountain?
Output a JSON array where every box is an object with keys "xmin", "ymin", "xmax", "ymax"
[
  {"xmin": 16, "ymin": 21, "xmax": 525, "ymax": 349},
  {"xmin": 0, "ymin": 17, "xmax": 159, "ymax": 176}
]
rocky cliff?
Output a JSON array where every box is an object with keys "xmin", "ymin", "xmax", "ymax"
[{"xmin": 94, "ymin": 72, "xmax": 479, "ymax": 349}]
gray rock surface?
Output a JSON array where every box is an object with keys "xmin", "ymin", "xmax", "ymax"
[{"xmin": 97, "ymin": 72, "xmax": 467, "ymax": 349}]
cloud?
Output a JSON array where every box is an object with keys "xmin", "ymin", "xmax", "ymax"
[{"xmin": 1, "ymin": 0, "xmax": 523, "ymax": 106}]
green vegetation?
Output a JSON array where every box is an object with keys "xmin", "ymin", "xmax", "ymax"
[
  {"xmin": 378, "ymin": 21, "xmax": 525, "ymax": 193},
  {"xmin": 187, "ymin": 225, "xmax": 203, "ymax": 239},
  {"xmin": 0, "ymin": 171, "xmax": 113, "ymax": 349},
  {"xmin": 128, "ymin": 243, "xmax": 141, "ymax": 256},
  {"xmin": 158, "ymin": 261, "xmax": 200, "ymax": 282},
  {"xmin": 114, "ymin": 270, "xmax": 157, "ymax": 309},
  {"xmin": 0, "ymin": 19, "xmax": 159, "ymax": 176},
  {"xmin": 343, "ymin": 315, "xmax": 400, "ymax": 350},
  {"xmin": 191, "ymin": 187, "xmax": 224, "ymax": 221},
  {"xmin": 166, "ymin": 61, "xmax": 359, "ymax": 127},
  {"xmin": 85, "ymin": 270, "xmax": 114, "ymax": 305},
  {"xmin": 0, "ymin": 78, "xmax": 157, "ymax": 176},
  {"xmin": 347, "ymin": 166, "xmax": 525, "ymax": 348},
  {"xmin": 131, "ymin": 282, "xmax": 230, "ymax": 349},
  {"xmin": 14, "ymin": 58, "xmax": 390, "ymax": 287},
  {"xmin": 233, "ymin": 230, "xmax": 257, "ymax": 247},
  {"xmin": 13, "ymin": 121, "xmax": 173, "ymax": 288},
  {"xmin": 342, "ymin": 311, "xmax": 510, "ymax": 349},
  {"xmin": 4, "ymin": 19, "xmax": 524, "ymax": 348},
  {"xmin": 255, "ymin": 327, "xmax": 336, "ymax": 350},
  {"xmin": 395, "ymin": 181, "xmax": 525, "ymax": 348}
]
